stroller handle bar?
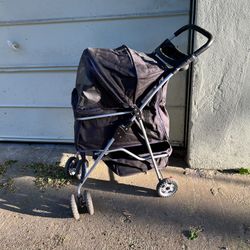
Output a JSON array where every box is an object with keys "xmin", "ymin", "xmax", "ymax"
[{"xmin": 173, "ymin": 24, "xmax": 214, "ymax": 57}]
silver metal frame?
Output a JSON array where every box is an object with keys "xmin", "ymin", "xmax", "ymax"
[
  {"xmin": 106, "ymin": 148, "xmax": 172, "ymax": 161},
  {"xmin": 137, "ymin": 118, "xmax": 163, "ymax": 180},
  {"xmin": 77, "ymin": 138, "xmax": 114, "ymax": 196},
  {"xmin": 76, "ymin": 111, "xmax": 131, "ymax": 121},
  {"xmin": 75, "ymin": 65, "xmax": 177, "ymax": 197}
]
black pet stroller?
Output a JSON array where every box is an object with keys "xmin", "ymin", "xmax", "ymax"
[{"xmin": 65, "ymin": 25, "xmax": 213, "ymax": 220}]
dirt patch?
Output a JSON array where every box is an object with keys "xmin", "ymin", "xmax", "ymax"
[
  {"xmin": 0, "ymin": 160, "xmax": 18, "ymax": 176},
  {"xmin": 183, "ymin": 168, "xmax": 218, "ymax": 178},
  {"xmin": 26, "ymin": 162, "xmax": 71, "ymax": 190},
  {"xmin": 0, "ymin": 160, "xmax": 17, "ymax": 192}
]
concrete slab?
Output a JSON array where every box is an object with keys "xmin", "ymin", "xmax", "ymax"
[{"xmin": 0, "ymin": 143, "xmax": 249, "ymax": 249}]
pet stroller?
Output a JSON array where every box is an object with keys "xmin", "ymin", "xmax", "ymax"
[{"xmin": 65, "ymin": 25, "xmax": 213, "ymax": 220}]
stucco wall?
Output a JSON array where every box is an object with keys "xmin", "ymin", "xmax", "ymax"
[{"xmin": 187, "ymin": 0, "xmax": 250, "ymax": 169}]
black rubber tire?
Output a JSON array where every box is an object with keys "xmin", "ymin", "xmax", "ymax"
[
  {"xmin": 70, "ymin": 194, "xmax": 80, "ymax": 220},
  {"xmin": 65, "ymin": 156, "xmax": 78, "ymax": 178},
  {"xmin": 156, "ymin": 178, "xmax": 178, "ymax": 198},
  {"xmin": 84, "ymin": 190, "xmax": 94, "ymax": 215},
  {"xmin": 75, "ymin": 160, "xmax": 88, "ymax": 181}
]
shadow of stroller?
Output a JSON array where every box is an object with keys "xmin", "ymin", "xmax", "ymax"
[
  {"xmin": 0, "ymin": 167, "xmax": 155, "ymax": 219},
  {"xmin": 0, "ymin": 184, "xmax": 72, "ymax": 219},
  {"xmin": 84, "ymin": 178, "xmax": 156, "ymax": 198}
]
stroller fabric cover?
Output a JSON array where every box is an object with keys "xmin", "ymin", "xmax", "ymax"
[{"xmin": 72, "ymin": 45, "xmax": 172, "ymax": 176}]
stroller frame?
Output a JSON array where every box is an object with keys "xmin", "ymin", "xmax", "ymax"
[{"xmin": 67, "ymin": 25, "xmax": 213, "ymax": 219}]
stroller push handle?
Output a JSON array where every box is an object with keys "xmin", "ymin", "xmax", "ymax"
[
  {"xmin": 152, "ymin": 24, "xmax": 213, "ymax": 71},
  {"xmin": 174, "ymin": 24, "xmax": 214, "ymax": 57}
]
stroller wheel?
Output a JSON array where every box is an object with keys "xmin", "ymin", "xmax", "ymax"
[
  {"xmin": 84, "ymin": 190, "xmax": 94, "ymax": 215},
  {"xmin": 75, "ymin": 160, "xmax": 88, "ymax": 181},
  {"xmin": 65, "ymin": 156, "xmax": 78, "ymax": 177},
  {"xmin": 156, "ymin": 178, "xmax": 178, "ymax": 198},
  {"xmin": 70, "ymin": 194, "xmax": 80, "ymax": 220}
]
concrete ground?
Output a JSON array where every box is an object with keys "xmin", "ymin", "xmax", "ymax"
[{"xmin": 0, "ymin": 143, "xmax": 249, "ymax": 250}]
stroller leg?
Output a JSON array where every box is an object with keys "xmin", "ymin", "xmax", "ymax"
[
  {"xmin": 137, "ymin": 118, "xmax": 163, "ymax": 181},
  {"xmin": 70, "ymin": 138, "xmax": 115, "ymax": 220},
  {"xmin": 77, "ymin": 138, "xmax": 115, "ymax": 197},
  {"xmin": 137, "ymin": 118, "xmax": 178, "ymax": 198}
]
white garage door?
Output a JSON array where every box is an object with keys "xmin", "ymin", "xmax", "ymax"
[{"xmin": 0, "ymin": 0, "xmax": 190, "ymax": 146}]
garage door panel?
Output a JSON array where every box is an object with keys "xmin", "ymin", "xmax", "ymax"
[
  {"xmin": 168, "ymin": 107, "xmax": 185, "ymax": 145},
  {"xmin": 0, "ymin": 1, "xmax": 190, "ymax": 146},
  {"xmin": 0, "ymin": 108, "xmax": 73, "ymax": 141},
  {"xmin": 167, "ymin": 71, "xmax": 187, "ymax": 107},
  {"xmin": 0, "ymin": 0, "xmax": 189, "ymax": 21},
  {"xmin": 0, "ymin": 72, "xmax": 75, "ymax": 107},
  {"xmin": 0, "ymin": 16, "xmax": 189, "ymax": 67}
]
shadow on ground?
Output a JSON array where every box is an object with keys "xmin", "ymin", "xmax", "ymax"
[
  {"xmin": 0, "ymin": 162, "xmax": 249, "ymax": 245},
  {"xmin": 0, "ymin": 176, "xmax": 157, "ymax": 219},
  {"xmin": 0, "ymin": 143, "xmax": 249, "ymax": 248}
]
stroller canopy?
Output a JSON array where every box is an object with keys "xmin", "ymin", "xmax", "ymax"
[
  {"xmin": 73, "ymin": 45, "xmax": 164, "ymax": 114},
  {"xmin": 72, "ymin": 45, "xmax": 170, "ymax": 152},
  {"xmin": 72, "ymin": 45, "xmax": 172, "ymax": 176}
]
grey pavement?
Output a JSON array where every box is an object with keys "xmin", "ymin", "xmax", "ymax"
[{"xmin": 0, "ymin": 143, "xmax": 249, "ymax": 250}]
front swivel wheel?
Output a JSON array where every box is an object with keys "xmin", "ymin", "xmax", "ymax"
[
  {"xmin": 70, "ymin": 194, "xmax": 80, "ymax": 220},
  {"xmin": 156, "ymin": 178, "xmax": 178, "ymax": 198},
  {"xmin": 70, "ymin": 190, "xmax": 94, "ymax": 220},
  {"xmin": 84, "ymin": 190, "xmax": 94, "ymax": 215}
]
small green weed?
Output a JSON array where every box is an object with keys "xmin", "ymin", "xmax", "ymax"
[
  {"xmin": 238, "ymin": 168, "xmax": 250, "ymax": 175},
  {"xmin": 4, "ymin": 160, "xmax": 18, "ymax": 166},
  {"xmin": 27, "ymin": 162, "xmax": 70, "ymax": 190},
  {"xmin": 0, "ymin": 164, "xmax": 7, "ymax": 176},
  {"xmin": 0, "ymin": 160, "xmax": 17, "ymax": 192},
  {"xmin": 0, "ymin": 160, "xmax": 18, "ymax": 176},
  {"xmin": 0, "ymin": 177, "xmax": 16, "ymax": 192},
  {"xmin": 188, "ymin": 226, "xmax": 203, "ymax": 240}
]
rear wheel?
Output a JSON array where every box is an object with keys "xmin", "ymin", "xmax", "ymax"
[
  {"xmin": 156, "ymin": 178, "xmax": 178, "ymax": 198},
  {"xmin": 65, "ymin": 157, "xmax": 78, "ymax": 177},
  {"xmin": 75, "ymin": 160, "xmax": 88, "ymax": 180}
]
